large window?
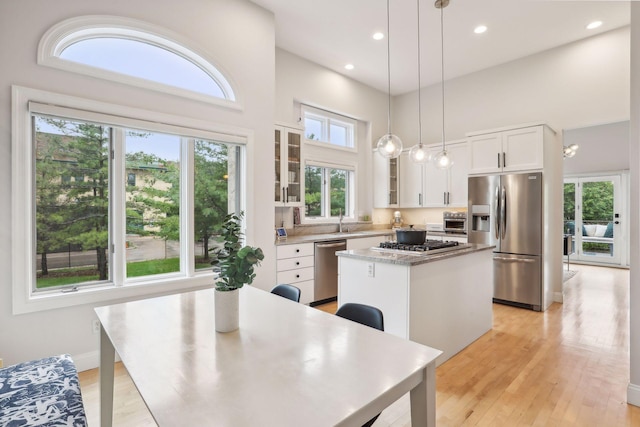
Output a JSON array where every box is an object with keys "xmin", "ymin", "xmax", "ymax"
[
  {"xmin": 305, "ymin": 164, "xmax": 354, "ymax": 220},
  {"xmin": 302, "ymin": 105, "xmax": 356, "ymax": 150},
  {"xmin": 13, "ymin": 87, "xmax": 247, "ymax": 312}
]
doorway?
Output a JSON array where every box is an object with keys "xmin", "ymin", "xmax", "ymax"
[{"xmin": 564, "ymin": 175, "xmax": 623, "ymax": 265}]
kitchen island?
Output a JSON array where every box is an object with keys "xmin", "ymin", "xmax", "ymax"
[{"xmin": 337, "ymin": 244, "xmax": 494, "ymax": 366}]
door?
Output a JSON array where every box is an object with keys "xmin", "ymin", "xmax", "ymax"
[
  {"xmin": 564, "ymin": 176, "xmax": 621, "ymax": 265},
  {"xmin": 500, "ymin": 173, "xmax": 543, "ymax": 256},
  {"xmin": 399, "ymin": 151, "xmax": 423, "ymax": 207}
]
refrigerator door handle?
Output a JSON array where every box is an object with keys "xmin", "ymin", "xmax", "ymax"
[
  {"xmin": 494, "ymin": 185, "xmax": 501, "ymax": 240},
  {"xmin": 495, "ymin": 256, "xmax": 536, "ymax": 263},
  {"xmin": 500, "ymin": 186, "xmax": 507, "ymax": 239}
]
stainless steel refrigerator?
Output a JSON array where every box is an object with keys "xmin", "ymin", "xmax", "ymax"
[{"xmin": 468, "ymin": 172, "xmax": 543, "ymax": 311}]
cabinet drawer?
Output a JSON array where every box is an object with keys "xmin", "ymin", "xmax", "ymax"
[
  {"xmin": 277, "ymin": 243, "xmax": 314, "ymax": 259},
  {"xmin": 277, "ymin": 266, "xmax": 314, "ymax": 284},
  {"xmin": 277, "ymin": 255, "xmax": 314, "ymax": 271}
]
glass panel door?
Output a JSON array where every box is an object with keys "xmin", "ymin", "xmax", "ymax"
[{"xmin": 564, "ymin": 176, "xmax": 621, "ymax": 265}]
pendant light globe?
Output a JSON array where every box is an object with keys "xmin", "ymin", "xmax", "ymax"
[
  {"xmin": 377, "ymin": 133, "xmax": 403, "ymax": 159},
  {"xmin": 409, "ymin": 143, "xmax": 429, "ymax": 163},
  {"xmin": 433, "ymin": 149, "xmax": 453, "ymax": 169}
]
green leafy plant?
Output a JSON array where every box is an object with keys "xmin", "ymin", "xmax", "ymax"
[{"xmin": 210, "ymin": 212, "xmax": 264, "ymax": 291}]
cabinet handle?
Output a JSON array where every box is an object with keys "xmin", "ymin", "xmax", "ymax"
[
  {"xmin": 282, "ymin": 187, "xmax": 285, "ymax": 202},
  {"xmin": 443, "ymin": 192, "xmax": 446, "ymax": 205},
  {"xmin": 502, "ymin": 152, "xmax": 506, "ymax": 168},
  {"xmin": 295, "ymin": 261, "xmax": 300, "ymax": 266},
  {"xmin": 419, "ymin": 193, "xmax": 422, "ymax": 206},
  {"xmin": 296, "ymin": 274, "xmax": 300, "ymax": 278},
  {"xmin": 497, "ymin": 153, "xmax": 500, "ymax": 168},
  {"xmin": 447, "ymin": 192, "xmax": 450, "ymax": 205},
  {"xmin": 296, "ymin": 248, "xmax": 300, "ymax": 253},
  {"xmin": 285, "ymin": 187, "xmax": 289, "ymax": 203}
]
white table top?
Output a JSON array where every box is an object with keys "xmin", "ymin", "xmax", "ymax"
[{"xmin": 95, "ymin": 286, "xmax": 441, "ymax": 426}]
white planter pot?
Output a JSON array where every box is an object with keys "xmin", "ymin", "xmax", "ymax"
[{"xmin": 214, "ymin": 288, "xmax": 240, "ymax": 332}]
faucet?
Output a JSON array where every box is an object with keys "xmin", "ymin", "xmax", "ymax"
[{"xmin": 339, "ymin": 208, "xmax": 343, "ymax": 233}]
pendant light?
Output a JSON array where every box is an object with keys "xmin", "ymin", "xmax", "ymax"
[
  {"xmin": 432, "ymin": 0, "xmax": 453, "ymax": 169},
  {"xmin": 376, "ymin": 0, "xmax": 403, "ymax": 159},
  {"xmin": 408, "ymin": 0, "xmax": 429, "ymax": 164}
]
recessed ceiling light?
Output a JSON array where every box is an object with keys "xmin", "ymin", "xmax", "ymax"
[
  {"xmin": 474, "ymin": 25, "xmax": 487, "ymax": 34},
  {"xmin": 345, "ymin": 64, "xmax": 354, "ymax": 70},
  {"xmin": 373, "ymin": 32, "xmax": 384, "ymax": 40},
  {"xmin": 586, "ymin": 21, "xmax": 602, "ymax": 30}
]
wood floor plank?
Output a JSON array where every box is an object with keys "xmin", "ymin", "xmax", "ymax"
[{"xmin": 78, "ymin": 265, "xmax": 640, "ymax": 426}]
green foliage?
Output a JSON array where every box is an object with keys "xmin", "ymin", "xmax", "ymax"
[{"xmin": 209, "ymin": 212, "xmax": 264, "ymax": 291}]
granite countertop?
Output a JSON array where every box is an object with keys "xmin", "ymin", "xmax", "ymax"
[
  {"xmin": 275, "ymin": 229, "xmax": 394, "ymax": 246},
  {"xmin": 336, "ymin": 243, "xmax": 494, "ymax": 266}
]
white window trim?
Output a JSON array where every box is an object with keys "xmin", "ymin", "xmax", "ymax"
[
  {"xmin": 302, "ymin": 160, "xmax": 357, "ymax": 224},
  {"xmin": 12, "ymin": 85, "xmax": 252, "ymax": 314},
  {"xmin": 38, "ymin": 15, "xmax": 242, "ymax": 110},
  {"xmin": 301, "ymin": 105, "xmax": 357, "ymax": 152}
]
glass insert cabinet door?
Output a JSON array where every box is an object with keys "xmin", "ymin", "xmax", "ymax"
[
  {"xmin": 563, "ymin": 175, "xmax": 622, "ymax": 265},
  {"xmin": 274, "ymin": 126, "xmax": 302, "ymax": 205}
]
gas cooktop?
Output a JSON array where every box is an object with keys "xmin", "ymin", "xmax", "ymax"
[{"xmin": 378, "ymin": 239, "xmax": 460, "ymax": 252}]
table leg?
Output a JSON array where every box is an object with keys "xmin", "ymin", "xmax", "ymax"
[
  {"xmin": 409, "ymin": 362, "xmax": 436, "ymax": 427},
  {"xmin": 100, "ymin": 324, "xmax": 115, "ymax": 427}
]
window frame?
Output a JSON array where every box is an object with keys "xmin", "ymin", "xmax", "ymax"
[
  {"xmin": 301, "ymin": 105, "xmax": 357, "ymax": 152},
  {"xmin": 302, "ymin": 161, "xmax": 356, "ymax": 223},
  {"xmin": 12, "ymin": 85, "xmax": 250, "ymax": 314},
  {"xmin": 38, "ymin": 15, "xmax": 241, "ymax": 110}
]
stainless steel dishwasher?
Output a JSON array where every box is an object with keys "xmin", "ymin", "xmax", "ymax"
[{"xmin": 313, "ymin": 240, "xmax": 347, "ymax": 305}]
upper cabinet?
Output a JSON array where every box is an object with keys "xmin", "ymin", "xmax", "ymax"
[
  {"xmin": 275, "ymin": 125, "xmax": 303, "ymax": 207},
  {"xmin": 468, "ymin": 125, "xmax": 546, "ymax": 175},
  {"xmin": 423, "ymin": 141, "xmax": 469, "ymax": 208},
  {"xmin": 396, "ymin": 140, "xmax": 469, "ymax": 209},
  {"xmin": 373, "ymin": 151, "xmax": 399, "ymax": 208}
]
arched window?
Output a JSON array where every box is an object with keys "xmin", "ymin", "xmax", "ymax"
[{"xmin": 38, "ymin": 16, "xmax": 238, "ymax": 108}]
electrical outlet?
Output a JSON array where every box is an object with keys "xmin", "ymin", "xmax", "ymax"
[
  {"xmin": 367, "ymin": 263, "xmax": 375, "ymax": 278},
  {"xmin": 92, "ymin": 320, "xmax": 101, "ymax": 335}
]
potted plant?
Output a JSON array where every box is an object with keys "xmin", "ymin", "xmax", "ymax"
[{"xmin": 210, "ymin": 212, "xmax": 264, "ymax": 332}]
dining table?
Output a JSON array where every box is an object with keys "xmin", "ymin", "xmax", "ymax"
[{"xmin": 95, "ymin": 285, "xmax": 442, "ymax": 426}]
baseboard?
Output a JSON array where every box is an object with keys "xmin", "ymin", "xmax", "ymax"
[
  {"xmin": 73, "ymin": 350, "xmax": 121, "ymax": 372},
  {"xmin": 553, "ymin": 291, "xmax": 563, "ymax": 303},
  {"xmin": 628, "ymin": 382, "xmax": 640, "ymax": 407}
]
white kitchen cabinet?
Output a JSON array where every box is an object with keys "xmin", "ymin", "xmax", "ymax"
[
  {"xmin": 467, "ymin": 124, "xmax": 547, "ymax": 175},
  {"xmin": 275, "ymin": 124, "xmax": 303, "ymax": 206},
  {"xmin": 276, "ymin": 242, "xmax": 314, "ymax": 304},
  {"xmin": 423, "ymin": 141, "xmax": 469, "ymax": 208},
  {"xmin": 398, "ymin": 151, "xmax": 424, "ymax": 208},
  {"xmin": 372, "ymin": 150, "xmax": 399, "ymax": 208}
]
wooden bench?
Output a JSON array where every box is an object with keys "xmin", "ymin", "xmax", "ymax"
[{"xmin": 0, "ymin": 354, "xmax": 87, "ymax": 426}]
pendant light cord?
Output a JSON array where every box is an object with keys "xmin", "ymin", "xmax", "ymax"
[
  {"xmin": 417, "ymin": 0, "xmax": 422, "ymax": 147},
  {"xmin": 440, "ymin": 1, "xmax": 446, "ymax": 151},
  {"xmin": 386, "ymin": 0, "xmax": 392, "ymax": 134}
]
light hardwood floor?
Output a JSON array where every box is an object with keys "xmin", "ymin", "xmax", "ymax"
[{"xmin": 79, "ymin": 264, "xmax": 640, "ymax": 426}]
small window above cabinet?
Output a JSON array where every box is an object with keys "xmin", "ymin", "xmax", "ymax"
[
  {"xmin": 275, "ymin": 125, "xmax": 304, "ymax": 206},
  {"xmin": 373, "ymin": 150, "xmax": 399, "ymax": 208}
]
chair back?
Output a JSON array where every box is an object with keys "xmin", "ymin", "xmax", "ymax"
[
  {"xmin": 335, "ymin": 303, "xmax": 384, "ymax": 331},
  {"xmin": 270, "ymin": 284, "xmax": 301, "ymax": 303}
]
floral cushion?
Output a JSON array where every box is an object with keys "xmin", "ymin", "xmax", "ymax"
[{"xmin": 0, "ymin": 354, "xmax": 87, "ymax": 426}]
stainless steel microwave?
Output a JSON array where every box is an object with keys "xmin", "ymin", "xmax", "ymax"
[{"xmin": 443, "ymin": 211, "xmax": 467, "ymax": 234}]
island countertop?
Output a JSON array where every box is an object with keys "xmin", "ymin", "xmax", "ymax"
[{"xmin": 336, "ymin": 243, "xmax": 494, "ymax": 266}]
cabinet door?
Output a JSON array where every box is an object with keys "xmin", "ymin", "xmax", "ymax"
[
  {"xmin": 447, "ymin": 143, "xmax": 470, "ymax": 207},
  {"xmin": 275, "ymin": 128, "xmax": 283, "ymax": 203},
  {"xmin": 373, "ymin": 151, "xmax": 398, "ymax": 208},
  {"xmin": 502, "ymin": 126, "xmax": 543, "ymax": 172},
  {"xmin": 423, "ymin": 146, "xmax": 448, "ymax": 207},
  {"xmin": 468, "ymin": 132, "xmax": 502, "ymax": 175},
  {"xmin": 275, "ymin": 126, "xmax": 303, "ymax": 206},
  {"xmin": 399, "ymin": 151, "xmax": 423, "ymax": 207}
]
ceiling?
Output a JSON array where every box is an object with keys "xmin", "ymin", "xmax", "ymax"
[{"xmin": 250, "ymin": 0, "xmax": 630, "ymax": 95}]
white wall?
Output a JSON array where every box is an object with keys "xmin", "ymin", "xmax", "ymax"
[
  {"xmin": 0, "ymin": 0, "xmax": 276, "ymax": 369},
  {"xmin": 563, "ymin": 121, "xmax": 630, "ymax": 175},
  {"xmin": 393, "ymin": 26, "xmax": 629, "ymax": 145}
]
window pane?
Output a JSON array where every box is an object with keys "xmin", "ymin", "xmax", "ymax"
[
  {"xmin": 330, "ymin": 169, "xmax": 348, "ymax": 217},
  {"xmin": 61, "ymin": 38, "xmax": 225, "ymax": 98},
  {"xmin": 35, "ymin": 115, "xmax": 111, "ymax": 289},
  {"xmin": 304, "ymin": 117, "xmax": 323, "ymax": 141},
  {"xmin": 329, "ymin": 123, "xmax": 348, "ymax": 147},
  {"xmin": 194, "ymin": 140, "xmax": 234, "ymax": 271},
  {"xmin": 125, "ymin": 130, "xmax": 181, "ymax": 278},
  {"xmin": 305, "ymin": 166, "xmax": 323, "ymax": 217}
]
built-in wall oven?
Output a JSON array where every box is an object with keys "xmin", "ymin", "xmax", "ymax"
[{"xmin": 443, "ymin": 211, "xmax": 467, "ymax": 234}]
